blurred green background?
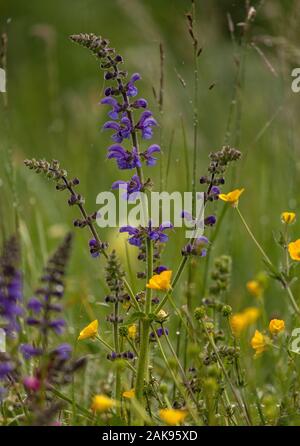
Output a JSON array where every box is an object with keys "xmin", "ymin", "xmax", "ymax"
[{"xmin": 1, "ymin": 0, "xmax": 300, "ymax": 337}]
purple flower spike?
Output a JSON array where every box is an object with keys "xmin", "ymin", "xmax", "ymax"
[
  {"xmin": 141, "ymin": 144, "xmax": 161, "ymax": 166},
  {"xmin": 108, "ymin": 145, "xmax": 141, "ymax": 170},
  {"xmin": 20, "ymin": 344, "xmax": 43, "ymax": 360}
]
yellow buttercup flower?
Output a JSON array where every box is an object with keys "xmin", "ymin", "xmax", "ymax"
[
  {"xmin": 243, "ymin": 307, "xmax": 260, "ymax": 324},
  {"xmin": 91, "ymin": 394, "xmax": 116, "ymax": 413},
  {"xmin": 288, "ymin": 239, "xmax": 300, "ymax": 261},
  {"xmin": 122, "ymin": 389, "xmax": 135, "ymax": 399},
  {"xmin": 269, "ymin": 319, "xmax": 285, "ymax": 335},
  {"xmin": 159, "ymin": 408, "xmax": 188, "ymax": 425},
  {"xmin": 230, "ymin": 307, "xmax": 260, "ymax": 337},
  {"xmin": 78, "ymin": 319, "xmax": 98, "ymax": 340},
  {"xmin": 230, "ymin": 314, "xmax": 248, "ymax": 337},
  {"xmin": 218, "ymin": 188, "xmax": 244, "ymax": 207},
  {"xmin": 128, "ymin": 324, "xmax": 137, "ymax": 339},
  {"xmin": 146, "ymin": 270, "xmax": 172, "ymax": 291},
  {"xmin": 281, "ymin": 212, "xmax": 296, "ymax": 225},
  {"xmin": 246, "ymin": 280, "xmax": 263, "ymax": 298},
  {"xmin": 251, "ymin": 330, "xmax": 268, "ymax": 355}
]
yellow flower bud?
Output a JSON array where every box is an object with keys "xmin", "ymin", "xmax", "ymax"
[
  {"xmin": 122, "ymin": 389, "xmax": 135, "ymax": 399},
  {"xmin": 246, "ymin": 280, "xmax": 263, "ymax": 298},
  {"xmin": 281, "ymin": 212, "xmax": 296, "ymax": 224},
  {"xmin": 128, "ymin": 324, "xmax": 137, "ymax": 339}
]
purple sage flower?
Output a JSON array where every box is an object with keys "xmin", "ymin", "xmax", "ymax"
[
  {"xmin": 27, "ymin": 297, "xmax": 43, "ymax": 313},
  {"xmin": 0, "ymin": 362, "xmax": 14, "ymax": 379},
  {"xmin": 126, "ymin": 73, "xmax": 141, "ymax": 97},
  {"xmin": 101, "ymin": 97, "xmax": 123, "ymax": 120},
  {"xmin": 154, "ymin": 265, "xmax": 168, "ymax": 274},
  {"xmin": 136, "ymin": 111, "xmax": 157, "ymax": 140},
  {"xmin": 112, "ymin": 174, "xmax": 143, "ymax": 200},
  {"xmin": 103, "ymin": 116, "xmax": 132, "ymax": 143},
  {"xmin": 141, "ymin": 144, "xmax": 161, "ymax": 166},
  {"xmin": 20, "ymin": 344, "xmax": 43, "ymax": 360},
  {"xmin": 52, "ymin": 343, "xmax": 72, "ymax": 360},
  {"xmin": 108, "ymin": 145, "xmax": 141, "ymax": 170}
]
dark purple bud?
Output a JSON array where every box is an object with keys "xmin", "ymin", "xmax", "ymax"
[{"xmin": 204, "ymin": 215, "xmax": 217, "ymax": 226}]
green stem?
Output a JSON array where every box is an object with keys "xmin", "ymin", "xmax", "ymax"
[
  {"xmin": 236, "ymin": 207, "xmax": 272, "ymax": 265},
  {"xmin": 135, "ymin": 239, "xmax": 153, "ymax": 406}
]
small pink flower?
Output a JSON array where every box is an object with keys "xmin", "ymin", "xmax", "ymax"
[{"xmin": 23, "ymin": 376, "xmax": 40, "ymax": 392}]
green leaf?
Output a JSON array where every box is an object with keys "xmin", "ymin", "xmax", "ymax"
[{"xmin": 125, "ymin": 311, "xmax": 146, "ymax": 324}]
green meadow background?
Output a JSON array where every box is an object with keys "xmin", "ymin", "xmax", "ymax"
[{"xmin": 1, "ymin": 0, "xmax": 300, "ymax": 395}]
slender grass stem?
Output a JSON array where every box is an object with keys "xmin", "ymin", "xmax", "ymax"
[
  {"xmin": 135, "ymin": 239, "xmax": 153, "ymax": 407},
  {"xmin": 114, "ymin": 300, "xmax": 121, "ymax": 413},
  {"xmin": 236, "ymin": 207, "xmax": 300, "ymax": 316}
]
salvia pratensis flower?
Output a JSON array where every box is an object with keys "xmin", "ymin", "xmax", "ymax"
[
  {"xmin": 0, "ymin": 235, "xmax": 23, "ymax": 336},
  {"xmin": 108, "ymin": 145, "xmax": 141, "ymax": 170},
  {"xmin": 112, "ymin": 174, "xmax": 143, "ymax": 200},
  {"xmin": 24, "ymin": 233, "xmax": 73, "ymax": 353},
  {"xmin": 70, "ymin": 32, "xmax": 160, "ymax": 209},
  {"xmin": 120, "ymin": 221, "xmax": 173, "ymax": 247},
  {"xmin": 182, "ymin": 236, "xmax": 209, "ymax": 257}
]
